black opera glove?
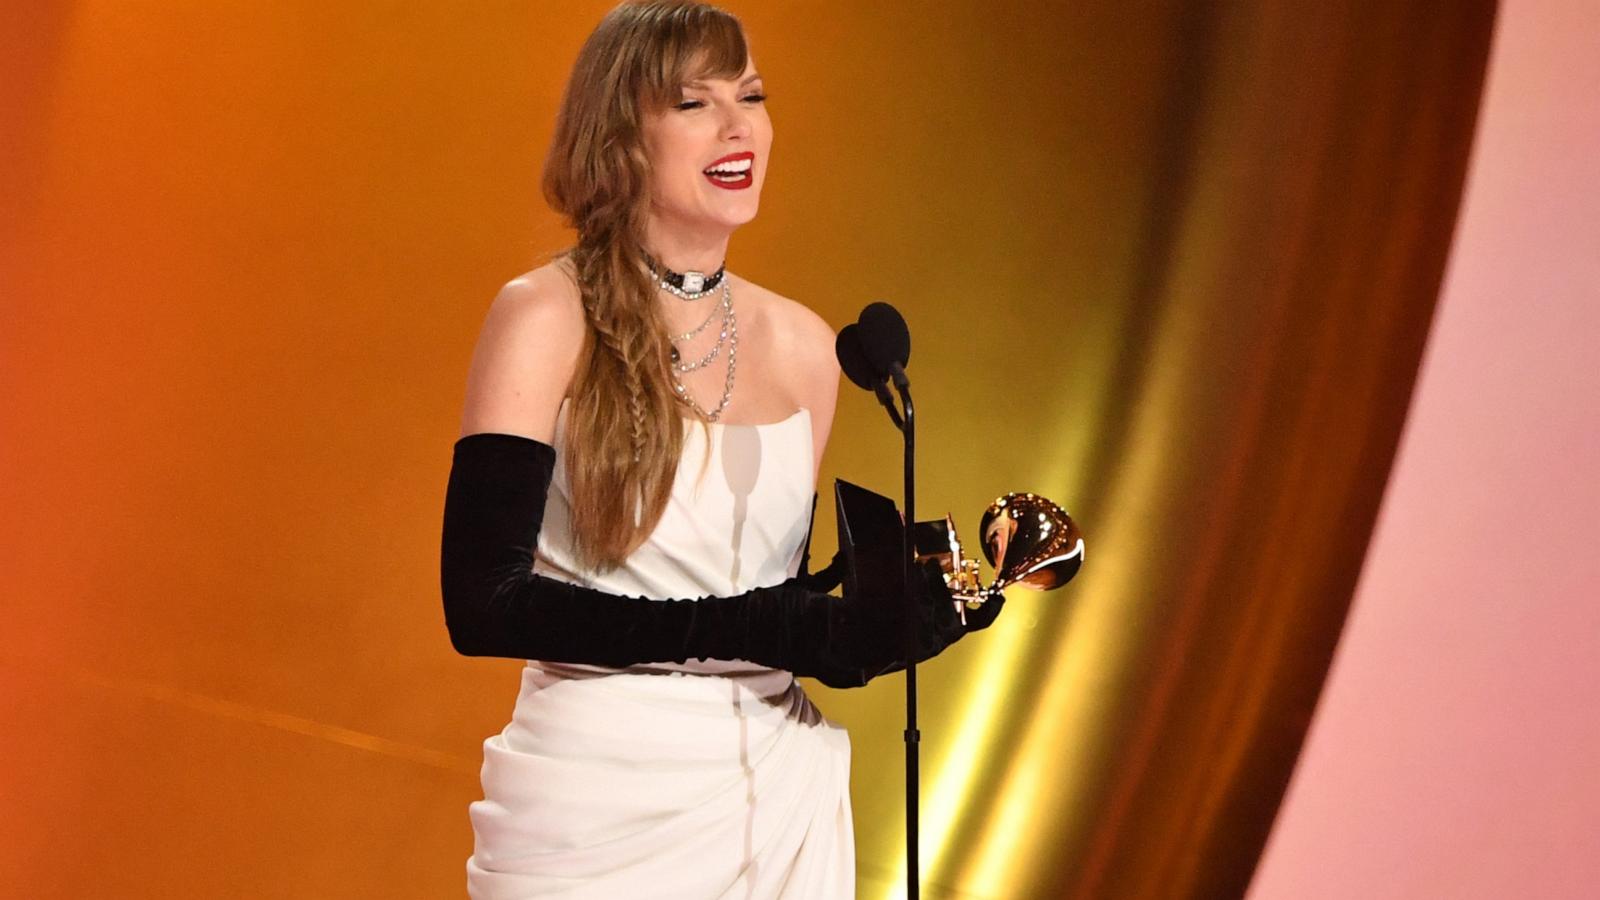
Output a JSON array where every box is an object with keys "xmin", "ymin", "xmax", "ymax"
[{"xmin": 440, "ymin": 432, "xmax": 989, "ymax": 689}]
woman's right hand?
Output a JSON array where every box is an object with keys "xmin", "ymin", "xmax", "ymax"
[{"xmin": 809, "ymin": 557, "xmax": 998, "ymax": 688}]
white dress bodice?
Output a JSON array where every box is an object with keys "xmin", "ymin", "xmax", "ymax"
[{"xmin": 529, "ymin": 399, "xmax": 817, "ymax": 676}]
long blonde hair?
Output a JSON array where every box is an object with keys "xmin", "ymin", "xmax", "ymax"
[{"xmin": 542, "ymin": 1, "xmax": 748, "ymax": 570}]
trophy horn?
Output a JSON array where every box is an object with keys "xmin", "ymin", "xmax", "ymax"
[{"xmin": 913, "ymin": 492, "xmax": 1084, "ymax": 610}]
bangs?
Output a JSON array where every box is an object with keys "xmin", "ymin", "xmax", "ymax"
[{"xmin": 637, "ymin": 5, "xmax": 749, "ymax": 108}]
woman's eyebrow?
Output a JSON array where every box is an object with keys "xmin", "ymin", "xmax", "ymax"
[{"xmin": 683, "ymin": 72, "xmax": 764, "ymax": 89}]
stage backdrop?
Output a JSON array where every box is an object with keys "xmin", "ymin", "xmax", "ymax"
[
  {"xmin": 0, "ymin": 2, "xmax": 1493, "ymax": 898},
  {"xmin": 1250, "ymin": 0, "xmax": 1600, "ymax": 896}
]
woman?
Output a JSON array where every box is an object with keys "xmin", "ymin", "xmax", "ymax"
[{"xmin": 439, "ymin": 2, "xmax": 1001, "ymax": 896}]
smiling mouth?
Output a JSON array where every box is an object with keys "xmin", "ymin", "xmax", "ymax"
[{"xmin": 703, "ymin": 152, "xmax": 755, "ymax": 189}]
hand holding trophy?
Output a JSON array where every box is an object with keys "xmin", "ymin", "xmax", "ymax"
[{"xmin": 832, "ymin": 478, "xmax": 1085, "ymax": 629}]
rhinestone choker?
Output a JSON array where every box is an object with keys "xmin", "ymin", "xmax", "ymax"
[{"xmin": 646, "ymin": 254, "xmax": 726, "ymax": 300}]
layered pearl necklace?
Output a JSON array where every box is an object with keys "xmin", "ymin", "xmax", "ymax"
[{"xmin": 659, "ymin": 265, "xmax": 737, "ymax": 422}]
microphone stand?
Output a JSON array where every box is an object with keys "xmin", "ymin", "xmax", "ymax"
[
  {"xmin": 870, "ymin": 380, "xmax": 905, "ymax": 430},
  {"xmin": 841, "ymin": 317, "xmax": 920, "ymax": 898},
  {"xmin": 886, "ymin": 363, "xmax": 918, "ymax": 900}
]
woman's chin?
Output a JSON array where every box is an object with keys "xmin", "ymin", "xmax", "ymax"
[
  {"xmin": 723, "ymin": 208, "xmax": 760, "ymax": 230},
  {"xmin": 694, "ymin": 207, "xmax": 761, "ymax": 234},
  {"xmin": 652, "ymin": 197, "xmax": 762, "ymax": 236}
]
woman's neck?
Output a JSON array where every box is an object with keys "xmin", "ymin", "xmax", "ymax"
[{"xmin": 643, "ymin": 215, "xmax": 732, "ymax": 275}]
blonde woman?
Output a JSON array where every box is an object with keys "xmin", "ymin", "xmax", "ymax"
[{"xmin": 440, "ymin": 2, "xmax": 1002, "ymax": 895}]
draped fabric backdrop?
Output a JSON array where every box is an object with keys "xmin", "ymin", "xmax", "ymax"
[
  {"xmin": 1252, "ymin": 0, "xmax": 1600, "ymax": 895},
  {"xmin": 0, "ymin": 3, "xmax": 1495, "ymax": 898}
]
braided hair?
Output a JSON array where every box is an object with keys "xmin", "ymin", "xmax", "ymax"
[{"xmin": 541, "ymin": 1, "xmax": 746, "ymax": 569}]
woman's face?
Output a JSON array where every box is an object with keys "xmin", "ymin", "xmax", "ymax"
[{"xmin": 640, "ymin": 57, "xmax": 772, "ymax": 236}]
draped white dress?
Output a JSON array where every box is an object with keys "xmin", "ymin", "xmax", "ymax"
[{"xmin": 466, "ymin": 401, "xmax": 855, "ymax": 899}]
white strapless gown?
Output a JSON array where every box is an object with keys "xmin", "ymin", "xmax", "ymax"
[{"xmin": 465, "ymin": 402, "xmax": 855, "ymax": 899}]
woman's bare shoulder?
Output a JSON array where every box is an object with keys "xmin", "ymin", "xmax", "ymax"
[
  {"xmin": 496, "ymin": 259, "xmax": 585, "ymax": 321},
  {"xmin": 457, "ymin": 259, "xmax": 587, "ymax": 442},
  {"xmin": 736, "ymin": 276, "xmax": 838, "ymax": 371},
  {"xmin": 733, "ymin": 275, "xmax": 840, "ymax": 425}
]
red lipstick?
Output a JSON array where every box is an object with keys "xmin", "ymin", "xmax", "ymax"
[{"xmin": 702, "ymin": 151, "xmax": 755, "ymax": 190}]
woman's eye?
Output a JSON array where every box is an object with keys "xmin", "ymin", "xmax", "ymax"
[{"xmin": 673, "ymin": 93, "xmax": 764, "ymax": 110}]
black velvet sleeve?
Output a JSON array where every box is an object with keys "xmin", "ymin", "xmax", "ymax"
[{"xmin": 439, "ymin": 431, "xmax": 977, "ymax": 688}]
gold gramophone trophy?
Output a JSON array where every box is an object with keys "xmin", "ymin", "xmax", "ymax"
[
  {"xmin": 911, "ymin": 493, "xmax": 1085, "ymax": 623},
  {"xmin": 830, "ymin": 478, "xmax": 1084, "ymax": 623}
]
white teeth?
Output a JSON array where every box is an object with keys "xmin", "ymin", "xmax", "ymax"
[{"xmin": 704, "ymin": 157, "xmax": 752, "ymax": 175}]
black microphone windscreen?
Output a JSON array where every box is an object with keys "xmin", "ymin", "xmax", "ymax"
[
  {"xmin": 835, "ymin": 324, "xmax": 881, "ymax": 391},
  {"xmin": 857, "ymin": 302, "xmax": 911, "ymax": 375}
]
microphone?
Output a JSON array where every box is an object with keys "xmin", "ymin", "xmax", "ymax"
[
  {"xmin": 835, "ymin": 323, "xmax": 881, "ymax": 391},
  {"xmin": 837, "ymin": 323, "xmax": 904, "ymax": 428},
  {"xmin": 856, "ymin": 301, "xmax": 911, "ymax": 389}
]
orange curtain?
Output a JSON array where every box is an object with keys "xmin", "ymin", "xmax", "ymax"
[{"xmin": 1, "ymin": 2, "xmax": 1495, "ymax": 897}]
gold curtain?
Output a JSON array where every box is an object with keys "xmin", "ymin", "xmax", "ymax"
[
  {"xmin": 813, "ymin": 3, "xmax": 1500, "ymax": 897},
  {"xmin": 1, "ymin": 2, "xmax": 1495, "ymax": 897}
]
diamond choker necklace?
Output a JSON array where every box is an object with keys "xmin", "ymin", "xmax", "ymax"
[{"xmin": 646, "ymin": 254, "xmax": 726, "ymax": 300}]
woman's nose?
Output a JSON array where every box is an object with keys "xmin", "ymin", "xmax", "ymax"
[{"xmin": 719, "ymin": 105, "xmax": 751, "ymax": 141}]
